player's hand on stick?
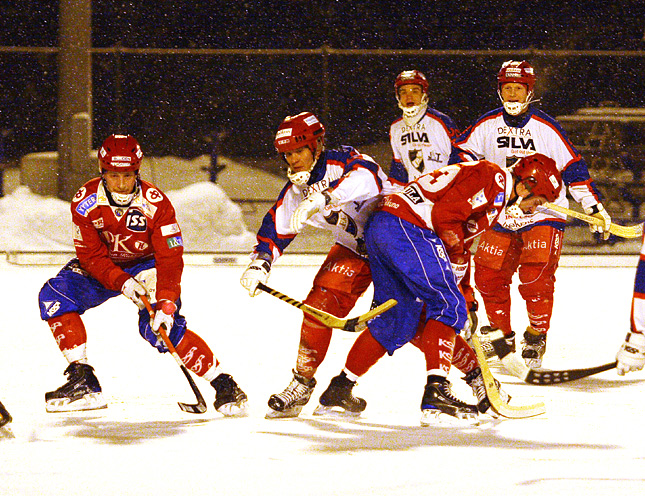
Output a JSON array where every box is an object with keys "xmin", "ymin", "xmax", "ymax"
[
  {"xmin": 584, "ymin": 203, "xmax": 611, "ymax": 240},
  {"xmin": 240, "ymin": 259, "xmax": 271, "ymax": 297},
  {"xmin": 152, "ymin": 299, "xmax": 177, "ymax": 333},
  {"xmin": 290, "ymin": 191, "xmax": 336, "ymax": 233},
  {"xmin": 121, "ymin": 277, "xmax": 147, "ymax": 310},
  {"xmin": 616, "ymin": 332, "xmax": 645, "ymax": 375}
]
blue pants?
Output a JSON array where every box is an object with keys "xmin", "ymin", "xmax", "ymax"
[
  {"xmin": 365, "ymin": 211, "xmax": 467, "ymax": 354},
  {"xmin": 38, "ymin": 258, "xmax": 187, "ymax": 352}
]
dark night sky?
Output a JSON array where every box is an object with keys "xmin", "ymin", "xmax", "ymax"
[{"xmin": 1, "ymin": 1, "xmax": 644, "ymax": 50}]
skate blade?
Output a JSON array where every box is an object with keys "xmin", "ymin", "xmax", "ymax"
[
  {"xmin": 265, "ymin": 405, "xmax": 304, "ymax": 419},
  {"xmin": 312, "ymin": 405, "xmax": 362, "ymax": 418},
  {"xmin": 216, "ymin": 399, "xmax": 249, "ymax": 417},
  {"xmin": 523, "ymin": 358, "xmax": 543, "ymax": 370},
  {"xmin": 45, "ymin": 392, "xmax": 107, "ymax": 413},
  {"xmin": 420, "ymin": 409, "xmax": 480, "ymax": 427}
]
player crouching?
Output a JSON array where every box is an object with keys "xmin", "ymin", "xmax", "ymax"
[{"xmin": 39, "ymin": 134, "xmax": 247, "ymax": 417}]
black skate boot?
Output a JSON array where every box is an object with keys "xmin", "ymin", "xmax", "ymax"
[
  {"xmin": 266, "ymin": 370, "xmax": 317, "ymax": 419},
  {"xmin": 522, "ymin": 328, "xmax": 547, "ymax": 369},
  {"xmin": 45, "ymin": 362, "xmax": 107, "ymax": 412},
  {"xmin": 313, "ymin": 371, "xmax": 366, "ymax": 417},
  {"xmin": 0, "ymin": 401, "xmax": 12, "ymax": 428},
  {"xmin": 211, "ymin": 373, "xmax": 248, "ymax": 417},
  {"xmin": 464, "ymin": 367, "xmax": 511, "ymax": 415},
  {"xmin": 420, "ymin": 375, "xmax": 479, "ymax": 426},
  {"xmin": 478, "ymin": 326, "xmax": 515, "ymax": 362}
]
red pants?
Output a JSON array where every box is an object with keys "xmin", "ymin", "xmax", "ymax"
[
  {"xmin": 297, "ymin": 244, "xmax": 372, "ymax": 378},
  {"xmin": 473, "ymin": 225, "xmax": 563, "ymax": 335}
]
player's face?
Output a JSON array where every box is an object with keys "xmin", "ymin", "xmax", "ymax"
[
  {"xmin": 103, "ymin": 170, "xmax": 137, "ymax": 195},
  {"xmin": 500, "ymin": 83, "xmax": 528, "ymax": 104},
  {"xmin": 397, "ymin": 84, "xmax": 424, "ymax": 107},
  {"xmin": 284, "ymin": 146, "xmax": 315, "ymax": 172}
]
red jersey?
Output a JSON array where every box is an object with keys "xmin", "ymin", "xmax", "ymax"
[
  {"xmin": 70, "ymin": 177, "xmax": 184, "ymax": 302},
  {"xmin": 379, "ymin": 160, "xmax": 513, "ymax": 263}
]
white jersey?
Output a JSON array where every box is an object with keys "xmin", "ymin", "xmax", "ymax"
[
  {"xmin": 389, "ymin": 108, "xmax": 459, "ymax": 184},
  {"xmin": 452, "ymin": 107, "xmax": 603, "ymax": 231},
  {"xmin": 253, "ymin": 146, "xmax": 398, "ymax": 262}
]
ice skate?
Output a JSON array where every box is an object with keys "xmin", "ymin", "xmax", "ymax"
[
  {"xmin": 0, "ymin": 401, "xmax": 12, "ymax": 428},
  {"xmin": 45, "ymin": 362, "xmax": 107, "ymax": 412},
  {"xmin": 522, "ymin": 328, "xmax": 547, "ymax": 369},
  {"xmin": 477, "ymin": 326, "xmax": 515, "ymax": 364},
  {"xmin": 420, "ymin": 375, "xmax": 479, "ymax": 426},
  {"xmin": 211, "ymin": 373, "xmax": 248, "ymax": 417},
  {"xmin": 313, "ymin": 371, "xmax": 366, "ymax": 417},
  {"xmin": 464, "ymin": 367, "xmax": 511, "ymax": 416},
  {"xmin": 266, "ymin": 370, "xmax": 316, "ymax": 419}
]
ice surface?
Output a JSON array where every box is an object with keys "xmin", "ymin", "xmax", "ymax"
[{"xmin": 1, "ymin": 257, "xmax": 644, "ymax": 496}]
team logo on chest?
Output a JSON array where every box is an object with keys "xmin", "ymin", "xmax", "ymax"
[{"xmin": 125, "ymin": 209, "xmax": 148, "ymax": 232}]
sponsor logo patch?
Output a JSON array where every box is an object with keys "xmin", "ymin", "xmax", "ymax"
[
  {"xmin": 161, "ymin": 223, "xmax": 180, "ymax": 236},
  {"xmin": 125, "ymin": 210, "xmax": 147, "ymax": 232},
  {"xmin": 494, "ymin": 192, "xmax": 505, "ymax": 206},
  {"xmin": 167, "ymin": 236, "xmax": 183, "ymax": 249},
  {"xmin": 75, "ymin": 194, "xmax": 97, "ymax": 216}
]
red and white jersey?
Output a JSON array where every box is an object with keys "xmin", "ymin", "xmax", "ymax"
[
  {"xmin": 389, "ymin": 109, "xmax": 459, "ymax": 184},
  {"xmin": 379, "ymin": 160, "xmax": 512, "ymax": 262},
  {"xmin": 71, "ymin": 177, "xmax": 184, "ymax": 301},
  {"xmin": 452, "ymin": 107, "xmax": 603, "ymax": 231}
]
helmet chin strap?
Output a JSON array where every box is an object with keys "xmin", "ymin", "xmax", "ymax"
[
  {"xmin": 398, "ymin": 95, "xmax": 429, "ymax": 126},
  {"xmin": 498, "ymin": 90, "xmax": 540, "ymax": 116},
  {"xmin": 287, "ymin": 157, "xmax": 318, "ymax": 186},
  {"xmin": 505, "ymin": 195, "xmax": 525, "ymax": 218}
]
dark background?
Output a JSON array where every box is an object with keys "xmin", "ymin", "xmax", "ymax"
[{"xmin": 0, "ymin": 0, "xmax": 644, "ymax": 160}]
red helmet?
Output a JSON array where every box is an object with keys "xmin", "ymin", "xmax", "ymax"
[
  {"xmin": 98, "ymin": 134, "xmax": 143, "ymax": 173},
  {"xmin": 513, "ymin": 153, "xmax": 562, "ymax": 202},
  {"xmin": 394, "ymin": 70, "xmax": 429, "ymax": 96},
  {"xmin": 497, "ymin": 60, "xmax": 536, "ymax": 93},
  {"xmin": 274, "ymin": 112, "xmax": 325, "ymax": 156}
]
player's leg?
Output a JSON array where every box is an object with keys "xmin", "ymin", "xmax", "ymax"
[
  {"xmin": 474, "ymin": 230, "xmax": 522, "ymax": 349},
  {"xmin": 39, "ymin": 260, "xmax": 115, "ymax": 412},
  {"xmin": 517, "ymin": 225, "xmax": 563, "ymax": 368},
  {"xmin": 267, "ymin": 244, "xmax": 371, "ymax": 418}
]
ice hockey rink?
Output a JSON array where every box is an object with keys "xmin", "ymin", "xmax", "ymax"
[{"xmin": 1, "ymin": 253, "xmax": 644, "ymax": 496}]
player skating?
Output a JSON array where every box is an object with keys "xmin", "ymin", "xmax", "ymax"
[
  {"xmin": 452, "ymin": 60, "xmax": 611, "ymax": 368},
  {"xmin": 317, "ymin": 154, "xmax": 562, "ymax": 424},
  {"xmin": 389, "ymin": 69, "xmax": 478, "ymax": 329},
  {"xmin": 38, "ymin": 134, "xmax": 247, "ymax": 415},
  {"xmin": 240, "ymin": 112, "xmax": 397, "ymax": 419}
]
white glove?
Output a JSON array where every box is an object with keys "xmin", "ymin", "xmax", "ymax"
[
  {"xmin": 451, "ymin": 262, "xmax": 468, "ymax": 285},
  {"xmin": 121, "ymin": 277, "xmax": 147, "ymax": 310},
  {"xmin": 584, "ymin": 203, "xmax": 611, "ymax": 240},
  {"xmin": 616, "ymin": 332, "xmax": 645, "ymax": 376},
  {"xmin": 290, "ymin": 191, "xmax": 331, "ymax": 233},
  {"xmin": 240, "ymin": 258, "xmax": 271, "ymax": 297},
  {"xmin": 152, "ymin": 299, "xmax": 177, "ymax": 333}
]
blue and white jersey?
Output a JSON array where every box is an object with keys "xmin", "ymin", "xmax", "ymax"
[
  {"xmin": 253, "ymin": 146, "xmax": 396, "ymax": 262},
  {"xmin": 451, "ymin": 107, "xmax": 603, "ymax": 231},
  {"xmin": 389, "ymin": 108, "xmax": 459, "ymax": 184}
]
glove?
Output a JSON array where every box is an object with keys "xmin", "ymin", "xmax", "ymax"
[
  {"xmin": 451, "ymin": 262, "xmax": 468, "ymax": 285},
  {"xmin": 616, "ymin": 331, "xmax": 645, "ymax": 376},
  {"xmin": 151, "ymin": 299, "xmax": 177, "ymax": 333},
  {"xmin": 240, "ymin": 258, "xmax": 271, "ymax": 297},
  {"xmin": 290, "ymin": 191, "xmax": 334, "ymax": 233},
  {"xmin": 584, "ymin": 203, "xmax": 611, "ymax": 240},
  {"xmin": 121, "ymin": 277, "xmax": 147, "ymax": 310}
]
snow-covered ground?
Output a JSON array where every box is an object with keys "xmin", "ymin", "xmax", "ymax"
[{"xmin": 0, "ymin": 258, "xmax": 644, "ymax": 496}]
